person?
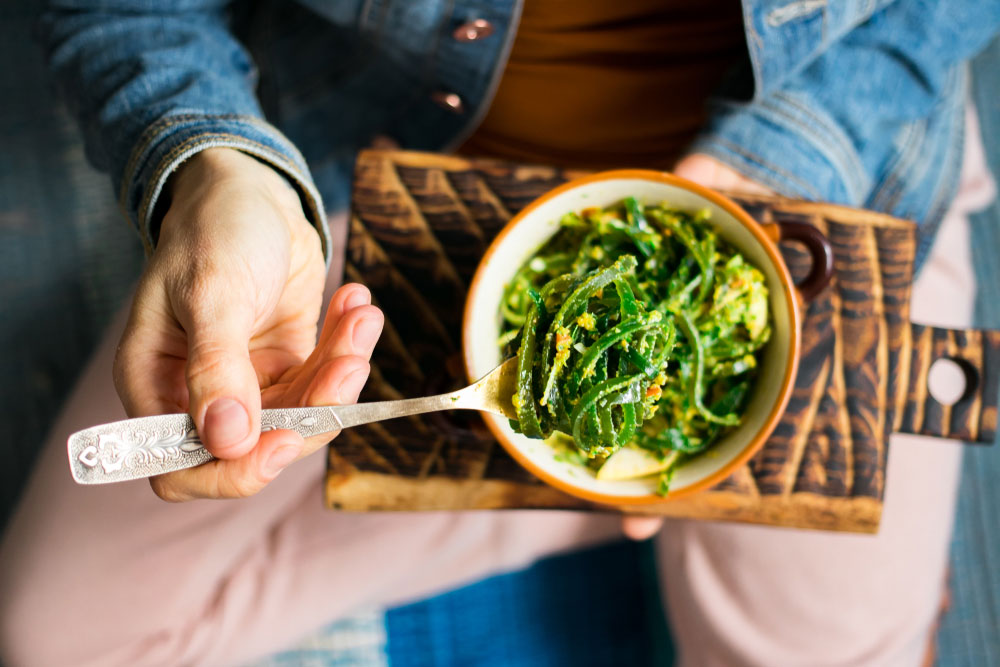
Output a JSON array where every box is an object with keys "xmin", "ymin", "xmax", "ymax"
[{"xmin": 1, "ymin": 1, "xmax": 998, "ymax": 664}]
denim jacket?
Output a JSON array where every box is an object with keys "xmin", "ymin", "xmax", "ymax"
[{"xmin": 38, "ymin": 1, "xmax": 1000, "ymax": 267}]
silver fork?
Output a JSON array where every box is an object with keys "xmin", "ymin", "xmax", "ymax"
[{"xmin": 67, "ymin": 358, "xmax": 518, "ymax": 485}]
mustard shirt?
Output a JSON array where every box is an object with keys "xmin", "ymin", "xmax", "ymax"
[{"xmin": 461, "ymin": 0, "xmax": 746, "ymax": 169}]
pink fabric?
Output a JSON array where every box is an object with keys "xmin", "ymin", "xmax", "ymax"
[
  {"xmin": 1, "ymin": 108, "xmax": 994, "ymax": 666},
  {"xmin": 0, "ymin": 226, "xmax": 622, "ymax": 666},
  {"xmin": 657, "ymin": 105, "xmax": 996, "ymax": 667}
]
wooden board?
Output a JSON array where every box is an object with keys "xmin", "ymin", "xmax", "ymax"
[{"xmin": 325, "ymin": 150, "xmax": 1000, "ymax": 533}]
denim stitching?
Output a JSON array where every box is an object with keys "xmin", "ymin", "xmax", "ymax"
[
  {"xmin": 138, "ymin": 135, "xmax": 233, "ymax": 255},
  {"xmin": 864, "ymin": 54, "xmax": 965, "ymax": 214},
  {"xmin": 154, "ymin": 135, "xmax": 327, "ymax": 261},
  {"xmin": 702, "ymin": 134, "xmax": 823, "ymax": 198},
  {"xmin": 121, "ymin": 114, "xmax": 232, "ymax": 210},
  {"xmin": 869, "ymin": 120, "xmax": 925, "ymax": 213},
  {"xmin": 920, "ymin": 69, "xmax": 968, "ymax": 226},
  {"xmin": 138, "ymin": 132, "xmax": 303, "ymax": 224},
  {"xmin": 763, "ymin": 92, "xmax": 868, "ymax": 200},
  {"xmin": 136, "ymin": 132, "xmax": 239, "ymax": 236},
  {"xmin": 766, "ymin": 0, "xmax": 827, "ymax": 27},
  {"xmin": 915, "ymin": 118, "xmax": 963, "ymax": 268},
  {"xmin": 742, "ymin": 3, "xmax": 766, "ymax": 101},
  {"xmin": 769, "ymin": 92, "xmax": 866, "ymax": 189},
  {"xmin": 119, "ymin": 114, "xmax": 190, "ymax": 210},
  {"xmin": 122, "ymin": 112, "xmax": 310, "ymax": 191},
  {"xmin": 136, "ymin": 133, "xmax": 329, "ymax": 263},
  {"xmin": 912, "ymin": 72, "xmax": 967, "ymax": 269},
  {"xmin": 914, "ymin": 120, "xmax": 962, "ymax": 270},
  {"xmin": 872, "ymin": 116, "xmax": 921, "ymax": 208},
  {"xmin": 117, "ymin": 114, "xmax": 195, "ymax": 236},
  {"xmin": 914, "ymin": 67, "xmax": 967, "ymax": 212},
  {"xmin": 691, "ymin": 145, "xmax": 797, "ymax": 198},
  {"xmin": 701, "ymin": 102, "xmax": 838, "ymax": 199},
  {"xmin": 868, "ymin": 87, "xmax": 938, "ymax": 213},
  {"xmin": 122, "ymin": 113, "xmax": 315, "ymax": 215}
]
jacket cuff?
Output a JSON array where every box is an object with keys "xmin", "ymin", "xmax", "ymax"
[
  {"xmin": 118, "ymin": 113, "xmax": 330, "ymax": 264},
  {"xmin": 689, "ymin": 92, "xmax": 870, "ymax": 206}
]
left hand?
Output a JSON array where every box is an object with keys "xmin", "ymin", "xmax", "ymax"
[
  {"xmin": 673, "ymin": 153, "xmax": 775, "ymax": 196},
  {"xmin": 621, "ymin": 153, "xmax": 775, "ymax": 540}
]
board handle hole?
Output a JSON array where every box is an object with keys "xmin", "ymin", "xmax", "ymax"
[{"xmin": 928, "ymin": 357, "xmax": 978, "ymax": 406}]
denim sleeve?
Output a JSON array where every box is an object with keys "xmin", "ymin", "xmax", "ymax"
[
  {"xmin": 36, "ymin": 1, "xmax": 330, "ymax": 261},
  {"xmin": 692, "ymin": 0, "xmax": 1000, "ymax": 219}
]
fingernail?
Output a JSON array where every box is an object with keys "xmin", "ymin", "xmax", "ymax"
[
  {"xmin": 353, "ymin": 314, "xmax": 382, "ymax": 349},
  {"xmin": 344, "ymin": 287, "xmax": 371, "ymax": 312},
  {"xmin": 203, "ymin": 398, "xmax": 250, "ymax": 451},
  {"xmin": 264, "ymin": 442, "xmax": 301, "ymax": 477},
  {"xmin": 337, "ymin": 367, "xmax": 368, "ymax": 403}
]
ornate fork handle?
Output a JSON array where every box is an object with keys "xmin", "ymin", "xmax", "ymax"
[{"xmin": 68, "ymin": 394, "xmax": 464, "ymax": 485}]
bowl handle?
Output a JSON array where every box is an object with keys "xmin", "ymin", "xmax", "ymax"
[{"xmin": 772, "ymin": 221, "xmax": 834, "ymax": 302}]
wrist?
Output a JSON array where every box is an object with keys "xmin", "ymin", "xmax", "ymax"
[
  {"xmin": 171, "ymin": 148, "xmax": 301, "ymax": 205},
  {"xmin": 162, "ymin": 148, "xmax": 316, "ymax": 244}
]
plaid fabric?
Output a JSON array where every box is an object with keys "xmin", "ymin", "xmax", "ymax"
[
  {"xmin": 384, "ymin": 540, "xmax": 672, "ymax": 667},
  {"xmin": 246, "ymin": 608, "xmax": 388, "ymax": 667},
  {"xmin": 257, "ymin": 540, "xmax": 671, "ymax": 666}
]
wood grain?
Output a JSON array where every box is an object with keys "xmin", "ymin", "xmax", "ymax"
[
  {"xmin": 325, "ymin": 149, "xmax": 1000, "ymax": 534},
  {"xmin": 898, "ymin": 324, "xmax": 1000, "ymax": 443}
]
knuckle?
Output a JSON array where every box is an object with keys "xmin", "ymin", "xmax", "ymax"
[
  {"xmin": 177, "ymin": 262, "xmax": 218, "ymax": 306},
  {"xmin": 229, "ymin": 479, "xmax": 263, "ymax": 499},
  {"xmin": 220, "ymin": 466, "xmax": 265, "ymax": 499},
  {"xmin": 167, "ymin": 251, "xmax": 249, "ymax": 324},
  {"xmin": 174, "ymin": 269, "xmax": 224, "ymax": 320},
  {"xmin": 149, "ymin": 476, "xmax": 188, "ymax": 503}
]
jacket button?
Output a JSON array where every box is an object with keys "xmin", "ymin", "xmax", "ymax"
[
  {"xmin": 431, "ymin": 91, "xmax": 465, "ymax": 113},
  {"xmin": 453, "ymin": 18, "xmax": 494, "ymax": 42}
]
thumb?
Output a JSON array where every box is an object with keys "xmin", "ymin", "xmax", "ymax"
[{"xmin": 182, "ymin": 302, "xmax": 261, "ymax": 459}]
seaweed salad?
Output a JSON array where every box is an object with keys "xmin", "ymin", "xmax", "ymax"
[{"xmin": 498, "ymin": 197, "xmax": 771, "ymax": 493}]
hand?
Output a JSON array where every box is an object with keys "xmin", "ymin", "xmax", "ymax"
[
  {"xmin": 621, "ymin": 153, "xmax": 775, "ymax": 540},
  {"xmin": 672, "ymin": 153, "xmax": 775, "ymax": 197},
  {"xmin": 113, "ymin": 148, "xmax": 384, "ymax": 501}
]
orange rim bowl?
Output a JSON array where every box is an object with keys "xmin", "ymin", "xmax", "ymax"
[{"xmin": 462, "ymin": 170, "xmax": 801, "ymax": 505}]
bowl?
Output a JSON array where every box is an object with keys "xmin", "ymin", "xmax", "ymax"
[{"xmin": 462, "ymin": 170, "xmax": 832, "ymax": 504}]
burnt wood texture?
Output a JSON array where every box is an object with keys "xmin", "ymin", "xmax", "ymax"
[{"xmin": 325, "ymin": 150, "xmax": 999, "ymax": 533}]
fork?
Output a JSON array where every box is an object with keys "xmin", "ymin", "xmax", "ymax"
[{"xmin": 67, "ymin": 358, "xmax": 518, "ymax": 485}]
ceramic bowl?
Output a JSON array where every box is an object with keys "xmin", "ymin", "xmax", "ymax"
[{"xmin": 462, "ymin": 170, "xmax": 832, "ymax": 504}]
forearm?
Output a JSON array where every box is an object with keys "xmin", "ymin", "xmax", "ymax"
[
  {"xmin": 691, "ymin": 0, "xmax": 1000, "ymax": 220},
  {"xmin": 37, "ymin": 1, "xmax": 330, "ymax": 260}
]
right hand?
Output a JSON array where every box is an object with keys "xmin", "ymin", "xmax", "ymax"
[{"xmin": 113, "ymin": 148, "xmax": 383, "ymax": 501}]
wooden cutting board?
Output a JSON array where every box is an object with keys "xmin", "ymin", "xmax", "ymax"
[{"xmin": 324, "ymin": 150, "xmax": 1000, "ymax": 533}]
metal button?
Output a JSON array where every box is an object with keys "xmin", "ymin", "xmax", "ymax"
[
  {"xmin": 431, "ymin": 91, "xmax": 464, "ymax": 113},
  {"xmin": 453, "ymin": 18, "xmax": 494, "ymax": 42}
]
